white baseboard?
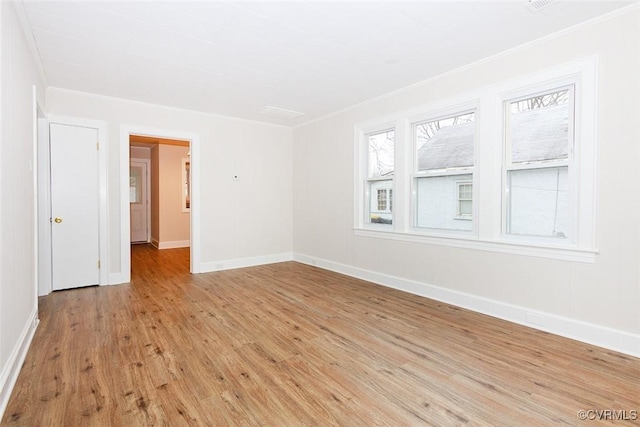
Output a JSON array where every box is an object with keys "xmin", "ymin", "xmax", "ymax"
[
  {"xmin": 108, "ymin": 272, "xmax": 129, "ymax": 286},
  {"xmin": 154, "ymin": 240, "xmax": 190, "ymax": 250},
  {"xmin": 293, "ymin": 253, "xmax": 640, "ymax": 358},
  {"xmin": 200, "ymin": 252, "xmax": 293, "ymax": 273},
  {"xmin": 0, "ymin": 308, "xmax": 39, "ymax": 420}
]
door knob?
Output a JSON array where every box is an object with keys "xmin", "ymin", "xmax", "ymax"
[{"xmin": 54, "ymin": 217, "xmax": 62, "ymax": 223}]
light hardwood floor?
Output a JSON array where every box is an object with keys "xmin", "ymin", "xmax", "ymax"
[{"xmin": 3, "ymin": 244, "xmax": 640, "ymax": 426}]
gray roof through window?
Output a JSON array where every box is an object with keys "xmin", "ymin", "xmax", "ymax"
[{"xmin": 417, "ymin": 105, "xmax": 568, "ymax": 171}]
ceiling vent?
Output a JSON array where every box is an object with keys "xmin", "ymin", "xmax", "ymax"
[
  {"xmin": 525, "ymin": 0, "xmax": 559, "ymax": 13},
  {"xmin": 258, "ymin": 105, "xmax": 305, "ymax": 120}
]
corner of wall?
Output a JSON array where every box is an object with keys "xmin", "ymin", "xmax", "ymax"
[{"xmin": 0, "ymin": 309, "xmax": 38, "ymax": 420}]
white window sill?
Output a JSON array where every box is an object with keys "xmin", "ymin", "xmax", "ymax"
[{"xmin": 353, "ymin": 228, "xmax": 597, "ymax": 263}]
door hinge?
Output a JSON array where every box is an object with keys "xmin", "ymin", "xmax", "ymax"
[
  {"xmin": 97, "ymin": 142, "xmax": 99, "ymax": 150},
  {"xmin": 98, "ymin": 260, "xmax": 101, "ymax": 269}
]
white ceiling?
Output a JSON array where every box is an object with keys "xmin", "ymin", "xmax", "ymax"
[{"xmin": 20, "ymin": 0, "xmax": 635, "ymax": 127}]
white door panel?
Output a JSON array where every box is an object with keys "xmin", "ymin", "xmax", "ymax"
[
  {"xmin": 50, "ymin": 123, "xmax": 100, "ymax": 290},
  {"xmin": 130, "ymin": 161, "xmax": 149, "ymax": 243}
]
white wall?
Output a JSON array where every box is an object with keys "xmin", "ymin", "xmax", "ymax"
[
  {"xmin": 293, "ymin": 10, "xmax": 640, "ymax": 353},
  {"xmin": 156, "ymin": 144, "xmax": 190, "ymax": 247},
  {"xmin": 46, "ymin": 88, "xmax": 293, "ymax": 276},
  {"xmin": 0, "ymin": 0, "xmax": 46, "ymax": 414}
]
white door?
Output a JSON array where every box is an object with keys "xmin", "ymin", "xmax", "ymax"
[
  {"xmin": 50, "ymin": 123, "xmax": 100, "ymax": 291},
  {"xmin": 130, "ymin": 160, "xmax": 149, "ymax": 243}
]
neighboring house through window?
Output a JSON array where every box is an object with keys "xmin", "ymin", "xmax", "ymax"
[
  {"xmin": 504, "ymin": 87, "xmax": 572, "ymax": 238},
  {"xmin": 456, "ymin": 181, "xmax": 472, "ymax": 219},
  {"xmin": 376, "ymin": 188, "xmax": 392, "ymax": 212},
  {"xmin": 367, "ymin": 129, "xmax": 394, "ymax": 225},
  {"xmin": 354, "ymin": 58, "xmax": 596, "ymax": 262},
  {"xmin": 414, "ymin": 111, "xmax": 475, "ymax": 231}
]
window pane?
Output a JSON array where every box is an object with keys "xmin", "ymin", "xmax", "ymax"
[
  {"xmin": 416, "ymin": 112, "xmax": 474, "ymax": 172},
  {"xmin": 367, "ymin": 130, "xmax": 393, "ymax": 225},
  {"xmin": 459, "ymin": 183, "xmax": 472, "ymax": 199},
  {"xmin": 415, "ymin": 174, "xmax": 472, "ymax": 230},
  {"xmin": 368, "ymin": 130, "xmax": 394, "ymax": 178},
  {"xmin": 377, "ymin": 189, "xmax": 387, "ymax": 211},
  {"xmin": 129, "ymin": 166, "xmax": 142, "ymax": 204},
  {"xmin": 507, "ymin": 166, "xmax": 568, "ymax": 237},
  {"xmin": 459, "ymin": 200, "xmax": 472, "ymax": 215},
  {"xmin": 509, "ymin": 89, "xmax": 570, "ymax": 164}
]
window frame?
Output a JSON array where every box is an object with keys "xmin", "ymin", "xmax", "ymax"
[
  {"xmin": 353, "ymin": 57, "xmax": 597, "ymax": 263},
  {"xmin": 356, "ymin": 121, "xmax": 397, "ymax": 230},
  {"xmin": 502, "ymin": 84, "xmax": 577, "ymax": 244},
  {"xmin": 377, "ymin": 188, "xmax": 388, "ymax": 211},
  {"xmin": 409, "ymin": 105, "xmax": 478, "ymax": 235},
  {"xmin": 500, "ymin": 80, "xmax": 579, "ymax": 245},
  {"xmin": 455, "ymin": 180, "xmax": 473, "ymax": 220}
]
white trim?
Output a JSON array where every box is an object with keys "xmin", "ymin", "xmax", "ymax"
[
  {"xmin": 31, "ymin": 87, "xmax": 39, "ymax": 304},
  {"xmin": 354, "ymin": 228, "xmax": 596, "ymax": 263},
  {"xmin": 155, "ymin": 240, "xmax": 190, "ymax": 250},
  {"xmin": 119, "ymin": 124, "xmax": 202, "ymax": 284},
  {"xmin": 47, "ymin": 115, "xmax": 109, "ymax": 286},
  {"xmin": 0, "ymin": 309, "xmax": 39, "ymax": 420},
  {"xmin": 36, "ymin": 113, "xmax": 51, "ymax": 296},
  {"xmin": 108, "ymin": 272, "xmax": 127, "ymax": 286},
  {"xmin": 51, "ymin": 87, "xmax": 289, "ymax": 129},
  {"xmin": 293, "ymin": 253, "xmax": 640, "ymax": 358},
  {"xmin": 200, "ymin": 252, "xmax": 293, "ymax": 273}
]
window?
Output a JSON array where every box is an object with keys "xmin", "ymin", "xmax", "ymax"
[
  {"xmin": 182, "ymin": 157, "xmax": 191, "ymax": 212},
  {"xmin": 366, "ymin": 129, "xmax": 394, "ymax": 225},
  {"xmin": 413, "ymin": 111, "xmax": 475, "ymax": 231},
  {"xmin": 354, "ymin": 58, "xmax": 596, "ymax": 262},
  {"xmin": 376, "ymin": 188, "xmax": 393, "ymax": 212},
  {"xmin": 504, "ymin": 87, "xmax": 573, "ymax": 239},
  {"xmin": 377, "ymin": 189, "xmax": 387, "ymax": 210},
  {"xmin": 456, "ymin": 181, "xmax": 472, "ymax": 219}
]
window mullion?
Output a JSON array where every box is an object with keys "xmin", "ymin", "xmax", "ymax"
[{"xmin": 393, "ymin": 119, "xmax": 409, "ymax": 232}]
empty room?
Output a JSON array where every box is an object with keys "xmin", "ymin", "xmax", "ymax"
[{"xmin": 1, "ymin": 0, "xmax": 640, "ymax": 425}]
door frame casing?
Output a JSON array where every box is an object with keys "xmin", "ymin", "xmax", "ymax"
[
  {"xmin": 39, "ymin": 115, "xmax": 109, "ymax": 294},
  {"xmin": 118, "ymin": 124, "xmax": 201, "ymax": 284},
  {"xmin": 129, "ymin": 158, "xmax": 151, "ymax": 243},
  {"xmin": 34, "ymin": 87, "xmax": 48, "ymax": 297}
]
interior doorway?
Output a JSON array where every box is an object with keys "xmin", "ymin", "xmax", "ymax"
[
  {"xmin": 119, "ymin": 125, "xmax": 201, "ymax": 284},
  {"xmin": 129, "ymin": 135, "xmax": 191, "ymax": 270}
]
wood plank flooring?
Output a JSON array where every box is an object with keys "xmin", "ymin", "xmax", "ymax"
[{"xmin": 3, "ymin": 244, "xmax": 640, "ymax": 426}]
